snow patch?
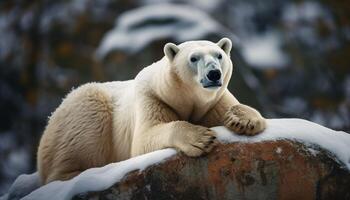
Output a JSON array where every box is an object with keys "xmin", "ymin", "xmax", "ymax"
[
  {"xmin": 145, "ymin": 184, "xmax": 151, "ymax": 191},
  {"xmin": 95, "ymin": 4, "xmax": 223, "ymax": 59},
  {"xmin": 275, "ymin": 147, "xmax": 282, "ymax": 154},
  {"xmin": 212, "ymin": 118, "xmax": 350, "ymax": 169},
  {"xmin": 307, "ymin": 148, "xmax": 320, "ymax": 157},
  {"xmin": 22, "ymin": 149, "xmax": 176, "ymax": 200},
  {"xmin": 240, "ymin": 32, "xmax": 288, "ymax": 69}
]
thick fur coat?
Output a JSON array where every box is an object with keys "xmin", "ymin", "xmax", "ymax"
[{"xmin": 37, "ymin": 38, "xmax": 266, "ymax": 184}]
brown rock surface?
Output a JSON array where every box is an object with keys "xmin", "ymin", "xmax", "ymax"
[{"xmin": 74, "ymin": 141, "xmax": 350, "ymax": 200}]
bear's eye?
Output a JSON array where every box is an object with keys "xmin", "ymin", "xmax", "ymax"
[
  {"xmin": 190, "ymin": 56, "xmax": 198, "ymax": 63},
  {"xmin": 217, "ymin": 54, "xmax": 222, "ymax": 60}
]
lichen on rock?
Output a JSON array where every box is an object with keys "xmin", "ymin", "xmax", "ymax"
[{"xmin": 74, "ymin": 141, "xmax": 350, "ymax": 200}]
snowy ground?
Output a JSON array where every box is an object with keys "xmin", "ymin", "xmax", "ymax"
[{"xmin": 1, "ymin": 118, "xmax": 350, "ymax": 200}]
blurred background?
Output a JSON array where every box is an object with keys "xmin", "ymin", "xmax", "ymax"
[{"xmin": 0, "ymin": 0, "xmax": 349, "ymax": 194}]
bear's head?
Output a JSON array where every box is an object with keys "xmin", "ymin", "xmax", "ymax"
[{"xmin": 164, "ymin": 38, "xmax": 233, "ymax": 94}]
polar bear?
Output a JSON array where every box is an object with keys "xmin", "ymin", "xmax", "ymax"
[{"xmin": 37, "ymin": 38, "xmax": 266, "ymax": 184}]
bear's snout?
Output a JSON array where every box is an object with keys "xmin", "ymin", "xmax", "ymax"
[
  {"xmin": 206, "ymin": 69, "xmax": 221, "ymax": 82},
  {"xmin": 201, "ymin": 69, "xmax": 222, "ymax": 89}
]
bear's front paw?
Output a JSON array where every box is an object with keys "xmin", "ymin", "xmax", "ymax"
[
  {"xmin": 224, "ymin": 104, "xmax": 266, "ymax": 136},
  {"xmin": 174, "ymin": 126, "xmax": 218, "ymax": 157}
]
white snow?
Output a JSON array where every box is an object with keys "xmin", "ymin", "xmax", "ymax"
[
  {"xmin": 22, "ymin": 149, "xmax": 176, "ymax": 200},
  {"xmin": 308, "ymin": 148, "xmax": 320, "ymax": 157},
  {"xmin": 212, "ymin": 118, "xmax": 350, "ymax": 169},
  {"xmin": 4, "ymin": 118, "xmax": 349, "ymax": 200},
  {"xmin": 95, "ymin": 4, "xmax": 223, "ymax": 59},
  {"xmin": 240, "ymin": 32, "xmax": 288, "ymax": 69},
  {"xmin": 275, "ymin": 147, "xmax": 282, "ymax": 154}
]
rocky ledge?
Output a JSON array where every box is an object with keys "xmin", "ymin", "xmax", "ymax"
[{"xmin": 74, "ymin": 141, "xmax": 350, "ymax": 200}]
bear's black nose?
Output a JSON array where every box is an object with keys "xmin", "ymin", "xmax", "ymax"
[{"xmin": 207, "ymin": 69, "xmax": 221, "ymax": 82}]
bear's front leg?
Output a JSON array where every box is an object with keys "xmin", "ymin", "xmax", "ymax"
[
  {"xmin": 132, "ymin": 121, "xmax": 218, "ymax": 157},
  {"xmin": 224, "ymin": 104, "xmax": 266, "ymax": 136},
  {"xmin": 132, "ymin": 94, "xmax": 218, "ymax": 157},
  {"xmin": 170, "ymin": 121, "xmax": 218, "ymax": 157},
  {"xmin": 200, "ymin": 90, "xmax": 266, "ymax": 136}
]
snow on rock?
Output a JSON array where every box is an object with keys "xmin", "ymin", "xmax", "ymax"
[
  {"xmin": 95, "ymin": 4, "xmax": 231, "ymax": 59},
  {"xmin": 5, "ymin": 118, "xmax": 350, "ymax": 200},
  {"xmin": 212, "ymin": 118, "xmax": 350, "ymax": 169},
  {"xmin": 240, "ymin": 32, "xmax": 289, "ymax": 69},
  {"xmin": 22, "ymin": 149, "xmax": 176, "ymax": 200}
]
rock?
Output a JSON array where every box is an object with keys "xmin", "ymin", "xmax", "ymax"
[{"xmin": 73, "ymin": 141, "xmax": 350, "ymax": 200}]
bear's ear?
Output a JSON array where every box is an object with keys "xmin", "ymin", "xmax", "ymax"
[
  {"xmin": 164, "ymin": 43, "xmax": 179, "ymax": 61},
  {"xmin": 217, "ymin": 38, "xmax": 232, "ymax": 55}
]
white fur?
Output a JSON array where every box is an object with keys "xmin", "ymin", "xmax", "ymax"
[{"xmin": 37, "ymin": 38, "xmax": 266, "ymax": 184}]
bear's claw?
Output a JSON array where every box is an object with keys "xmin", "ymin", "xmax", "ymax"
[
  {"xmin": 174, "ymin": 127, "xmax": 218, "ymax": 157},
  {"xmin": 224, "ymin": 104, "xmax": 266, "ymax": 136}
]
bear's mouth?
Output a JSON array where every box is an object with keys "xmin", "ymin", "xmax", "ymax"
[
  {"xmin": 201, "ymin": 79, "xmax": 222, "ymax": 89},
  {"xmin": 203, "ymin": 82, "xmax": 222, "ymax": 88}
]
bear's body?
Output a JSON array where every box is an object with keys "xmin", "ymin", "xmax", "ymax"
[{"xmin": 37, "ymin": 39, "xmax": 266, "ymax": 184}]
